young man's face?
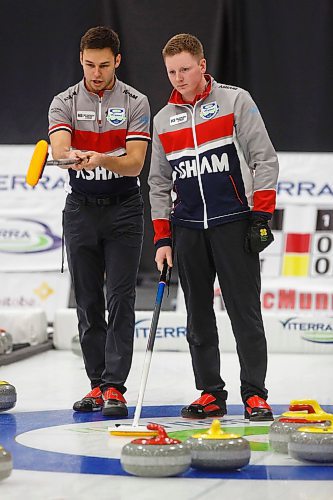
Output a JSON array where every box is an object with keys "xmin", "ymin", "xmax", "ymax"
[
  {"xmin": 164, "ymin": 51, "xmax": 206, "ymax": 101},
  {"xmin": 80, "ymin": 48, "xmax": 121, "ymax": 93}
]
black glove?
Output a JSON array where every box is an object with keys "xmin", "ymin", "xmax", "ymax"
[{"xmin": 244, "ymin": 217, "xmax": 274, "ymax": 253}]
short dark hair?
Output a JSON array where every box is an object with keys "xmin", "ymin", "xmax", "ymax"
[
  {"xmin": 162, "ymin": 33, "xmax": 204, "ymax": 60},
  {"xmin": 80, "ymin": 26, "xmax": 120, "ymax": 56}
]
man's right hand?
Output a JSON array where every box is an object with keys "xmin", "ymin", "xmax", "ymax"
[
  {"xmin": 50, "ymin": 130, "xmax": 83, "ymax": 169},
  {"xmin": 155, "ymin": 246, "xmax": 173, "ymax": 272},
  {"xmin": 65, "ymin": 150, "xmax": 85, "ymax": 170}
]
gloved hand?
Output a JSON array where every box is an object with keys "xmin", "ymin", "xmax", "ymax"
[{"xmin": 244, "ymin": 216, "xmax": 274, "ymax": 253}]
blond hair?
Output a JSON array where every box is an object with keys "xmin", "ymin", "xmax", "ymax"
[{"xmin": 162, "ymin": 33, "xmax": 204, "ymax": 60}]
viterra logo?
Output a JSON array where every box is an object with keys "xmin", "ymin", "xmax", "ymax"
[
  {"xmin": 0, "ymin": 218, "xmax": 61, "ymax": 253},
  {"xmin": 280, "ymin": 317, "xmax": 333, "ymax": 343},
  {"xmin": 134, "ymin": 319, "xmax": 186, "ymax": 339}
]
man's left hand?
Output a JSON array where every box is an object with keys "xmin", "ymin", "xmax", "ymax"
[
  {"xmin": 74, "ymin": 151, "xmax": 103, "ymax": 170},
  {"xmin": 244, "ymin": 217, "xmax": 274, "ymax": 253}
]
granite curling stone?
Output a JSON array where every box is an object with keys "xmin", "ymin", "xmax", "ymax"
[
  {"xmin": 281, "ymin": 399, "xmax": 328, "ymax": 418},
  {"xmin": 71, "ymin": 335, "xmax": 82, "ymax": 357},
  {"xmin": 120, "ymin": 423, "xmax": 191, "ymax": 477},
  {"xmin": 0, "ymin": 336, "xmax": 5, "ymax": 355},
  {"xmin": 269, "ymin": 399, "xmax": 333, "ymax": 453},
  {"xmin": 0, "ymin": 329, "xmax": 13, "ymax": 354},
  {"xmin": 185, "ymin": 419, "xmax": 250, "ymax": 470},
  {"xmin": 0, "ymin": 381, "xmax": 17, "ymax": 412},
  {"xmin": 0, "ymin": 445, "xmax": 13, "ymax": 481},
  {"xmin": 269, "ymin": 417, "xmax": 331, "ymax": 454},
  {"xmin": 288, "ymin": 423, "xmax": 333, "ymax": 463}
]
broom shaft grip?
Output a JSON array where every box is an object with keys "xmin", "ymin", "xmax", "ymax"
[
  {"xmin": 46, "ymin": 159, "xmax": 80, "ymax": 166},
  {"xmin": 147, "ymin": 282, "xmax": 165, "ymax": 351},
  {"xmin": 160, "ymin": 260, "xmax": 168, "ymax": 282}
]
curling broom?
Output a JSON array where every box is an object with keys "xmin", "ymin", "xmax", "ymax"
[
  {"xmin": 26, "ymin": 139, "xmax": 79, "ymax": 187},
  {"xmin": 109, "ymin": 260, "xmax": 170, "ymax": 437}
]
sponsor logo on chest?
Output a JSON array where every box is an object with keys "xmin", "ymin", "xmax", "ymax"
[
  {"xmin": 77, "ymin": 111, "xmax": 96, "ymax": 121},
  {"xmin": 74, "ymin": 166, "xmax": 123, "ymax": 180},
  {"xmin": 170, "ymin": 113, "xmax": 188, "ymax": 126},
  {"xmin": 172, "ymin": 152, "xmax": 230, "ymax": 180},
  {"xmin": 107, "ymin": 107, "xmax": 126, "ymax": 126},
  {"xmin": 200, "ymin": 101, "xmax": 219, "ymax": 120}
]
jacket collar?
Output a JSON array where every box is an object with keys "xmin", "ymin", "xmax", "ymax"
[
  {"xmin": 80, "ymin": 77, "xmax": 119, "ymax": 98},
  {"xmin": 168, "ymin": 74, "xmax": 213, "ymax": 106}
]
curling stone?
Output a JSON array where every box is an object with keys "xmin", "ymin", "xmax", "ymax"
[
  {"xmin": 71, "ymin": 335, "xmax": 82, "ymax": 357},
  {"xmin": 269, "ymin": 399, "xmax": 333, "ymax": 453},
  {"xmin": 0, "ymin": 329, "xmax": 13, "ymax": 354},
  {"xmin": 0, "ymin": 336, "xmax": 5, "ymax": 355},
  {"xmin": 120, "ymin": 423, "xmax": 191, "ymax": 477},
  {"xmin": 269, "ymin": 417, "xmax": 330, "ymax": 454},
  {"xmin": 185, "ymin": 419, "xmax": 250, "ymax": 470},
  {"xmin": 288, "ymin": 423, "xmax": 333, "ymax": 463},
  {"xmin": 0, "ymin": 445, "xmax": 12, "ymax": 481},
  {"xmin": 281, "ymin": 399, "xmax": 328, "ymax": 418},
  {"xmin": 0, "ymin": 381, "xmax": 17, "ymax": 412}
]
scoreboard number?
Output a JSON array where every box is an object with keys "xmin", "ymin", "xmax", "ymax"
[{"xmin": 311, "ymin": 210, "xmax": 333, "ymax": 277}]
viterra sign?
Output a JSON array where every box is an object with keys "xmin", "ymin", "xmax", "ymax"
[{"xmin": 0, "ymin": 218, "xmax": 61, "ymax": 254}]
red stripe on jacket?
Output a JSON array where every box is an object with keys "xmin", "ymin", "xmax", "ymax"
[
  {"xmin": 153, "ymin": 219, "xmax": 171, "ymax": 244},
  {"xmin": 253, "ymin": 189, "xmax": 276, "ymax": 214},
  {"xmin": 71, "ymin": 129, "xmax": 127, "ymax": 153},
  {"xmin": 159, "ymin": 114, "xmax": 234, "ymax": 155}
]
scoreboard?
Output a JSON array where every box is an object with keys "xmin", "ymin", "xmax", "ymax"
[{"xmin": 261, "ymin": 206, "xmax": 333, "ymax": 278}]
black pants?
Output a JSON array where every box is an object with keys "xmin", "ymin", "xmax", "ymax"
[
  {"xmin": 175, "ymin": 220, "xmax": 268, "ymax": 403},
  {"xmin": 63, "ymin": 191, "xmax": 143, "ymax": 394}
]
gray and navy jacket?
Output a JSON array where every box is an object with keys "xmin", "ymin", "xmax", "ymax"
[
  {"xmin": 148, "ymin": 75, "xmax": 279, "ymax": 247},
  {"xmin": 48, "ymin": 78, "xmax": 151, "ymax": 196}
]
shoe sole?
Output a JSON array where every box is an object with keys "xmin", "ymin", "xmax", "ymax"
[
  {"xmin": 73, "ymin": 407, "xmax": 103, "ymax": 413},
  {"xmin": 181, "ymin": 410, "xmax": 226, "ymax": 419},
  {"xmin": 102, "ymin": 407, "xmax": 128, "ymax": 417},
  {"xmin": 246, "ymin": 415, "xmax": 274, "ymax": 421},
  {"xmin": 244, "ymin": 410, "xmax": 274, "ymax": 421}
]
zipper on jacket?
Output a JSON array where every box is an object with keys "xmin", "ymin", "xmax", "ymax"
[
  {"xmin": 98, "ymin": 97, "xmax": 102, "ymax": 127},
  {"xmin": 191, "ymin": 102, "xmax": 208, "ymax": 229},
  {"xmin": 173, "ymin": 101, "xmax": 209, "ymax": 228}
]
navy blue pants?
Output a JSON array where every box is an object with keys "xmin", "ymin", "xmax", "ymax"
[
  {"xmin": 63, "ymin": 191, "xmax": 143, "ymax": 394},
  {"xmin": 175, "ymin": 220, "xmax": 268, "ymax": 403}
]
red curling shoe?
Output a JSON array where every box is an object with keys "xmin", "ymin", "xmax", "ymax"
[
  {"xmin": 244, "ymin": 395, "xmax": 274, "ymax": 421},
  {"xmin": 73, "ymin": 387, "xmax": 103, "ymax": 412},
  {"xmin": 102, "ymin": 387, "xmax": 128, "ymax": 417},
  {"xmin": 181, "ymin": 392, "xmax": 227, "ymax": 419}
]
